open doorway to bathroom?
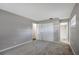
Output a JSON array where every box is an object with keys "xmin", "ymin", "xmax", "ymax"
[
  {"xmin": 32, "ymin": 23, "xmax": 39, "ymax": 40},
  {"xmin": 32, "ymin": 23, "xmax": 37, "ymax": 40},
  {"xmin": 60, "ymin": 22, "xmax": 69, "ymax": 44}
]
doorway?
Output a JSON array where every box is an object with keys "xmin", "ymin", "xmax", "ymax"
[{"xmin": 60, "ymin": 22, "xmax": 69, "ymax": 44}]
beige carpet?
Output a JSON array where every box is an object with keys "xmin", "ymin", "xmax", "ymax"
[{"xmin": 0, "ymin": 40, "xmax": 73, "ymax": 55}]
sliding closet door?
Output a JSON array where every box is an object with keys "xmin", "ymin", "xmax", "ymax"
[{"xmin": 39, "ymin": 23, "xmax": 54, "ymax": 41}]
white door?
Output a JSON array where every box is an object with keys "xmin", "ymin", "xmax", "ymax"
[{"xmin": 60, "ymin": 22, "xmax": 69, "ymax": 43}]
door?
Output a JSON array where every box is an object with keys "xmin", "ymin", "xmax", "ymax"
[{"xmin": 60, "ymin": 22, "xmax": 69, "ymax": 43}]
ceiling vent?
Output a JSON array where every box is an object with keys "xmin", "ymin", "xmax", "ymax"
[{"xmin": 49, "ymin": 18, "xmax": 53, "ymax": 19}]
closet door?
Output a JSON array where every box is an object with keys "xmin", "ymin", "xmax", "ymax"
[{"xmin": 39, "ymin": 23, "xmax": 54, "ymax": 41}]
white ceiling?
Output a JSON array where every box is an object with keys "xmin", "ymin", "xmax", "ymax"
[{"xmin": 0, "ymin": 3, "xmax": 75, "ymax": 21}]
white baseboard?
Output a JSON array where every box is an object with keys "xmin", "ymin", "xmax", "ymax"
[
  {"xmin": 69, "ymin": 43, "xmax": 76, "ymax": 55},
  {"xmin": 0, "ymin": 40, "xmax": 32, "ymax": 53}
]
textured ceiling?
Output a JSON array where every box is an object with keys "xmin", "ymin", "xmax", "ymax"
[{"xmin": 0, "ymin": 3, "xmax": 75, "ymax": 21}]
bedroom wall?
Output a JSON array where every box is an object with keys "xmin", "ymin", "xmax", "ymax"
[
  {"xmin": 36, "ymin": 18, "xmax": 60, "ymax": 42},
  {"xmin": 69, "ymin": 3, "xmax": 79, "ymax": 54},
  {"xmin": 0, "ymin": 9, "xmax": 33, "ymax": 51}
]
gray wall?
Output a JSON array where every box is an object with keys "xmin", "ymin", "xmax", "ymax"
[
  {"xmin": 37, "ymin": 18, "xmax": 60, "ymax": 42},
  {"xmin": 69, "ymin": 4, "xmax": 79, "ymax": 54},
  {"xmin": 38, "ymin": 22, "xmax": 54, "ymax": 41},
  {"xmin": 0, "ymin": 9, "xmax": 33, "ymax": 51}
]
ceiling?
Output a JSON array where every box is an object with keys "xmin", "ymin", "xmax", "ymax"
[{"xmin": 0, "ymin": 3, "xmax": 75, "ymax": 21}]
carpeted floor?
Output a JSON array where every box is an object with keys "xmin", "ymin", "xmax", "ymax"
[{"xmin": 0, "ymin": 40, "xmax": 73, "ymax": 55}]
